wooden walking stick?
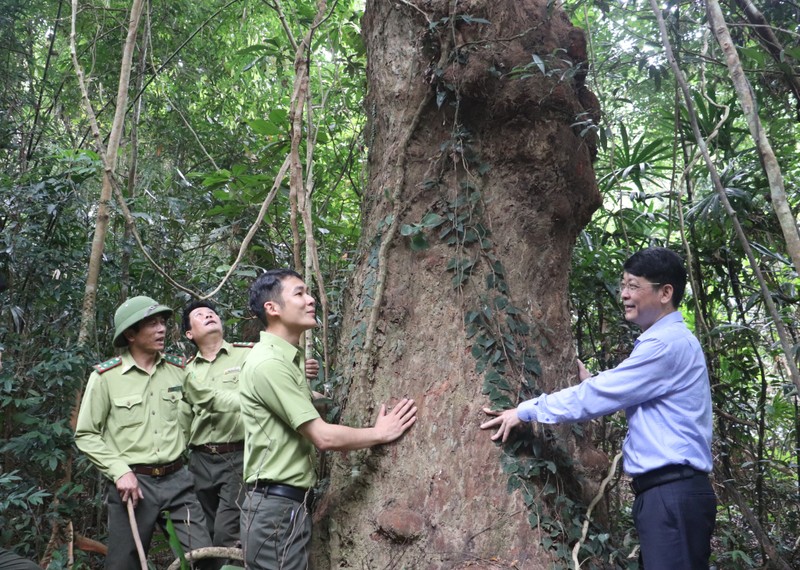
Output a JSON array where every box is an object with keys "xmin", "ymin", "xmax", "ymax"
[{"xmin": 127, "ymin": 500, "xmax": 148, "ymax": 570}]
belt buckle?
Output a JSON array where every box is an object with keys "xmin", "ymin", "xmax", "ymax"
[
  {"xmin": 152, "ymin": 466, "xmax": 164, "ymax": 477},
  {"xmin": 208, "ymin": 444, "xmax": 219, "ymax": 454}
]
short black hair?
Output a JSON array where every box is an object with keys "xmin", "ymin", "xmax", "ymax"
[
  {"xmin": 248, "ymin": 269, "xmax": 303, "ymax": 326},
  {"xmin": 623, "ymin": 247, "xmax": 687, "ymax": 307},
  {"xmin": 181, "ymin": 299, "xmax": 219, "ymax": 335}
]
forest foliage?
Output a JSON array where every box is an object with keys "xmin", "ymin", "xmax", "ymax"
[{"xmin": 0, "ymin": 0, "xmax": 799, "ymax": 568}]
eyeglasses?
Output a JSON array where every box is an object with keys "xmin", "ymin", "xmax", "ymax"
[{"xmin": 619, "ymin": 281, "xmax": 662, "ymax": 294}]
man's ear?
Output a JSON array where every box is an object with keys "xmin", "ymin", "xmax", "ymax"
[
  {"xmin": 264, "ymin": 301, "xmax": 281, "ymax": 318},
  {"xmin": 185, "ymin": 329, "xmax": 194, "ymax": 341},
  {"xmin": 660, "ymin": 283, "xmax": 674, "ymax": 305}
]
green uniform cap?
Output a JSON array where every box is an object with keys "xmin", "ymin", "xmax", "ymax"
[{"xmin": 113, "ymin": 296, "xmax": 173, "ymax": 347}]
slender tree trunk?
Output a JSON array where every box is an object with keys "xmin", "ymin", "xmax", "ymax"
[
  {"xmin": 707, "ymin": 0, "xmax": 800, "ymax": 274},
  {"xmin": 720, "ymin": 476, "xmax": 793, "ymax": 570},
  {"xmin": 121, "ymin": 11, "xmax": 150, "ymax": 302},
  {"xmin": 732, "ymin": 0, "xmax": 800, "ymax": 118},
  {"xmin": 650, "ymin": 0, "xmax": 800, "ymax": 397},
  {"xmin": 73, "ymin": 0, "xmax": 145, "ymax": 346},
  {"xmin": 651, "ymin": 2, "xmax": 798, "ymax": 567},
  {"xmin": 313, "ymin": 1, "xmax": 603, "ymax": 567},
  {"xmin": 40, "ymin": 0, "xmax": 146, "ymax": 563}
]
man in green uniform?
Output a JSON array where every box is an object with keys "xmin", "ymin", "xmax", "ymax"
[
  {"xmin": 239, "ymin": 269, "xmax": 418, "ymax": 570},
  {"xmin": 181, "ymin": 299, "xmax": 251, "ymax": 559},
  {"xmin": 74, "ymin": 296, "xmax": 212, "ymax": 570},
  {"xmin": 182, "ymin": 299, "xmax": 320, "ymax": 560}
]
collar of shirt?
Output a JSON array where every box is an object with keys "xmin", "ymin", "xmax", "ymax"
[
  {"xmin": 118, "ymin": 349, "xmax": 167, "ymax": 374},
  {"xmin": 635, "ymin": 310, "xmax": 683, "ymax": 345},
  {"xmin": 195, "ymin": 340, "xmax": 233, "ymax": 363},
  {"xmin": 260, "ymin": 331, "xmax": 304, "ymax": 369}
]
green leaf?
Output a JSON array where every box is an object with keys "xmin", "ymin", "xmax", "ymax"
[
  {"xmin": 247, "ymin": 119, "xmax": 281, "ymax": 136},
  {"xmin": 400, "ymin": 223, "xmax": 418, "ymax": 236},
  {"xmin": 421, "ymin": 212, "xmax": 445, "ymax": 228},
  {"xmin": 164, "ymin": 515, "xmax": 188, "ymax": 569},
  {"xmin": 269, "ymin": 109, "xmax": 288, "ymax": 124},
  {"xmin": 485, "ymin": 368, "xmax": 502, "ymax": 384},
  {"xmin": 409, "ymin": 233, "xmax": 429, "ymax": 251},
  {"xmin": 531, "ymin": 54, "xmax": 546, "ymax": 74},
  {"xmin": 451, "ymin": 272, "xmax": 468, "ymax": 288},
  {"xmin": 436, "ymin": 88, "xmax": 448, "ymax": 109},
  {"xmin": 457, "ymin": 15, "xmax": 491, "ymax": 25},
  {"xmin": 523, "ymin": 353, "xmax": 541, "ymax": 376}
]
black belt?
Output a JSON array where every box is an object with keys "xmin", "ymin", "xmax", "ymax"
[
  {"xmin": 631, "ymin": 464, "xmax": 707, "ymax": 496},
  {"xmin": 191, "ymin": 441, "xmax": 244, "ymax": 454},
  {"xmin": 250, "ymin": 482, "xmax": 312, "ymax": 503},
  {"xmin": 130, "ymin": 458, "xmax": 184, "ymax": 478}
]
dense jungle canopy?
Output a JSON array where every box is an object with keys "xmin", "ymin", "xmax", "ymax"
[{"xmin": 0, "ymin": 0, "xmax": 799, "ymax": 568}]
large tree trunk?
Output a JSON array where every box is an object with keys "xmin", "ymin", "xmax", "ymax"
[{"xmin": 313, "ymin": 1, "xmax": 602, "ymax": 567}]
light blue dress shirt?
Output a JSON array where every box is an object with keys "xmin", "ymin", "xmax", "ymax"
[{"xmin": 517, "ymin": 311, "xmax": 712, "ymax": 476}]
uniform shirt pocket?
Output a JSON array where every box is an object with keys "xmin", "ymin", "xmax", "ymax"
[
  {"xmin": 112, "ymin": 394, "xmax": 145, "ymax": 428},
  {"xmin": 222, "ymin": 367, "xmax": 241, "ymax": 385},
  {"xmin": 160, "ymin": 388, "xmax": 182, "ymax": 423}
]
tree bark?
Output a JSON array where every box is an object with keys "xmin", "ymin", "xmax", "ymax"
[
  {"xmin": 72, "ymin": 0, "xmax": 145, "ymax": 347},
  {"xmin": 313, "ymin": 1, "xmax": 603, "ymax": 567}
]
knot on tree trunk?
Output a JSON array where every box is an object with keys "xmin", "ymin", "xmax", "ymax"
[{"xmin": 376, "ymin": 506, "xmax": 427, "ymax": 542}]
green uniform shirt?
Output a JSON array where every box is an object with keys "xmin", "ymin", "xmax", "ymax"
[
  {"xmin": 240, "ymin": 331, "xmax": 319, "ymax": 488},
  {"xmin": 74, "ymin": 351, "xmax": 189, "ymax": 482},
  {"xmin": 185, "ymin": 340, "xmax": 252, "ymax": 446}
]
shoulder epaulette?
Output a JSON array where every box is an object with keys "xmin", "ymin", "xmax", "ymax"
[
  {"xmin": 93, "ymin": 356, "xmax": 122, "ymax": 374},
  {"xmin": 163, "ymin": 353, "xmax": 186, "ymax": 368},
  {"xmin": 233, "ymin": 342, "xmax": 255, "ymax": 348}
]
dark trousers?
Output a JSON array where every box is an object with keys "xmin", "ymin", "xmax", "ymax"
[
  {"xmin": 189, "ymin": 449, "xmax": 245, "ymax": 547},
  {"xmin": 105, "ymin": 468, "xmax": 212, "ymax": 570},
  {"xmin": 240, "ymin": 491, "xmax": 311, "ymax": 570},
  {"xmin": 189, "ymin": 449, "xmax": 245, "ymax": 569},
  {"xmin": 0, "ymin": 548, "xmax": 39, "ymax": 570},
  {"xmin": 632, "ymin": 473, "xmax": 717, "ymax": 570}
]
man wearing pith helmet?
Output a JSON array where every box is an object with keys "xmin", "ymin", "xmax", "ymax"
[{"xmin": 74, "ymin": 296, "xmax": 212, "ymax": 569}]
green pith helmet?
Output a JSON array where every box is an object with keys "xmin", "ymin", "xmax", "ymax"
[{"xmin": 112, "ymin": 296, "xmax": 173, "ymax": 347}]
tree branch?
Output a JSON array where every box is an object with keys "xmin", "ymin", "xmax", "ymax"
[
  {"xmin": 650, "ymin": 0, "xmax": 800, "ymax": 398},
  {"xmin": 707, "ymin": 0, "xmax": 800, "ymax": 274},
  {"xmin": 651, "ymin": 2, "xmax": 800, "ymax": 566}
]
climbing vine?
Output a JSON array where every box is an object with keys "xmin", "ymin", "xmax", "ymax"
[{"xmin": 400, "ymin": 132, "xmax": 629, "ymax": 568}]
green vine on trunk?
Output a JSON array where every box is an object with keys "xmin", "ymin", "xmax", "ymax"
[{"xmin": 401, "ymin": 136, "xmax": 627, "ymax": 568}]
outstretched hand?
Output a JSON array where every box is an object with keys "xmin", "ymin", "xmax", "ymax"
[
  {"xmin": 374, "ymin": 398, "xmax": 417, "ymax": 444},
  {"xmin": 577, "ymin": 359, "xmax": 591, "ymax": 381},
  {"xmin": 480, "ymin": 407, "xmax": 522, "ymax": 443},
  {"xmin": 305, "ymin": 358, "xmax": 320, "ymax": 380}
]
